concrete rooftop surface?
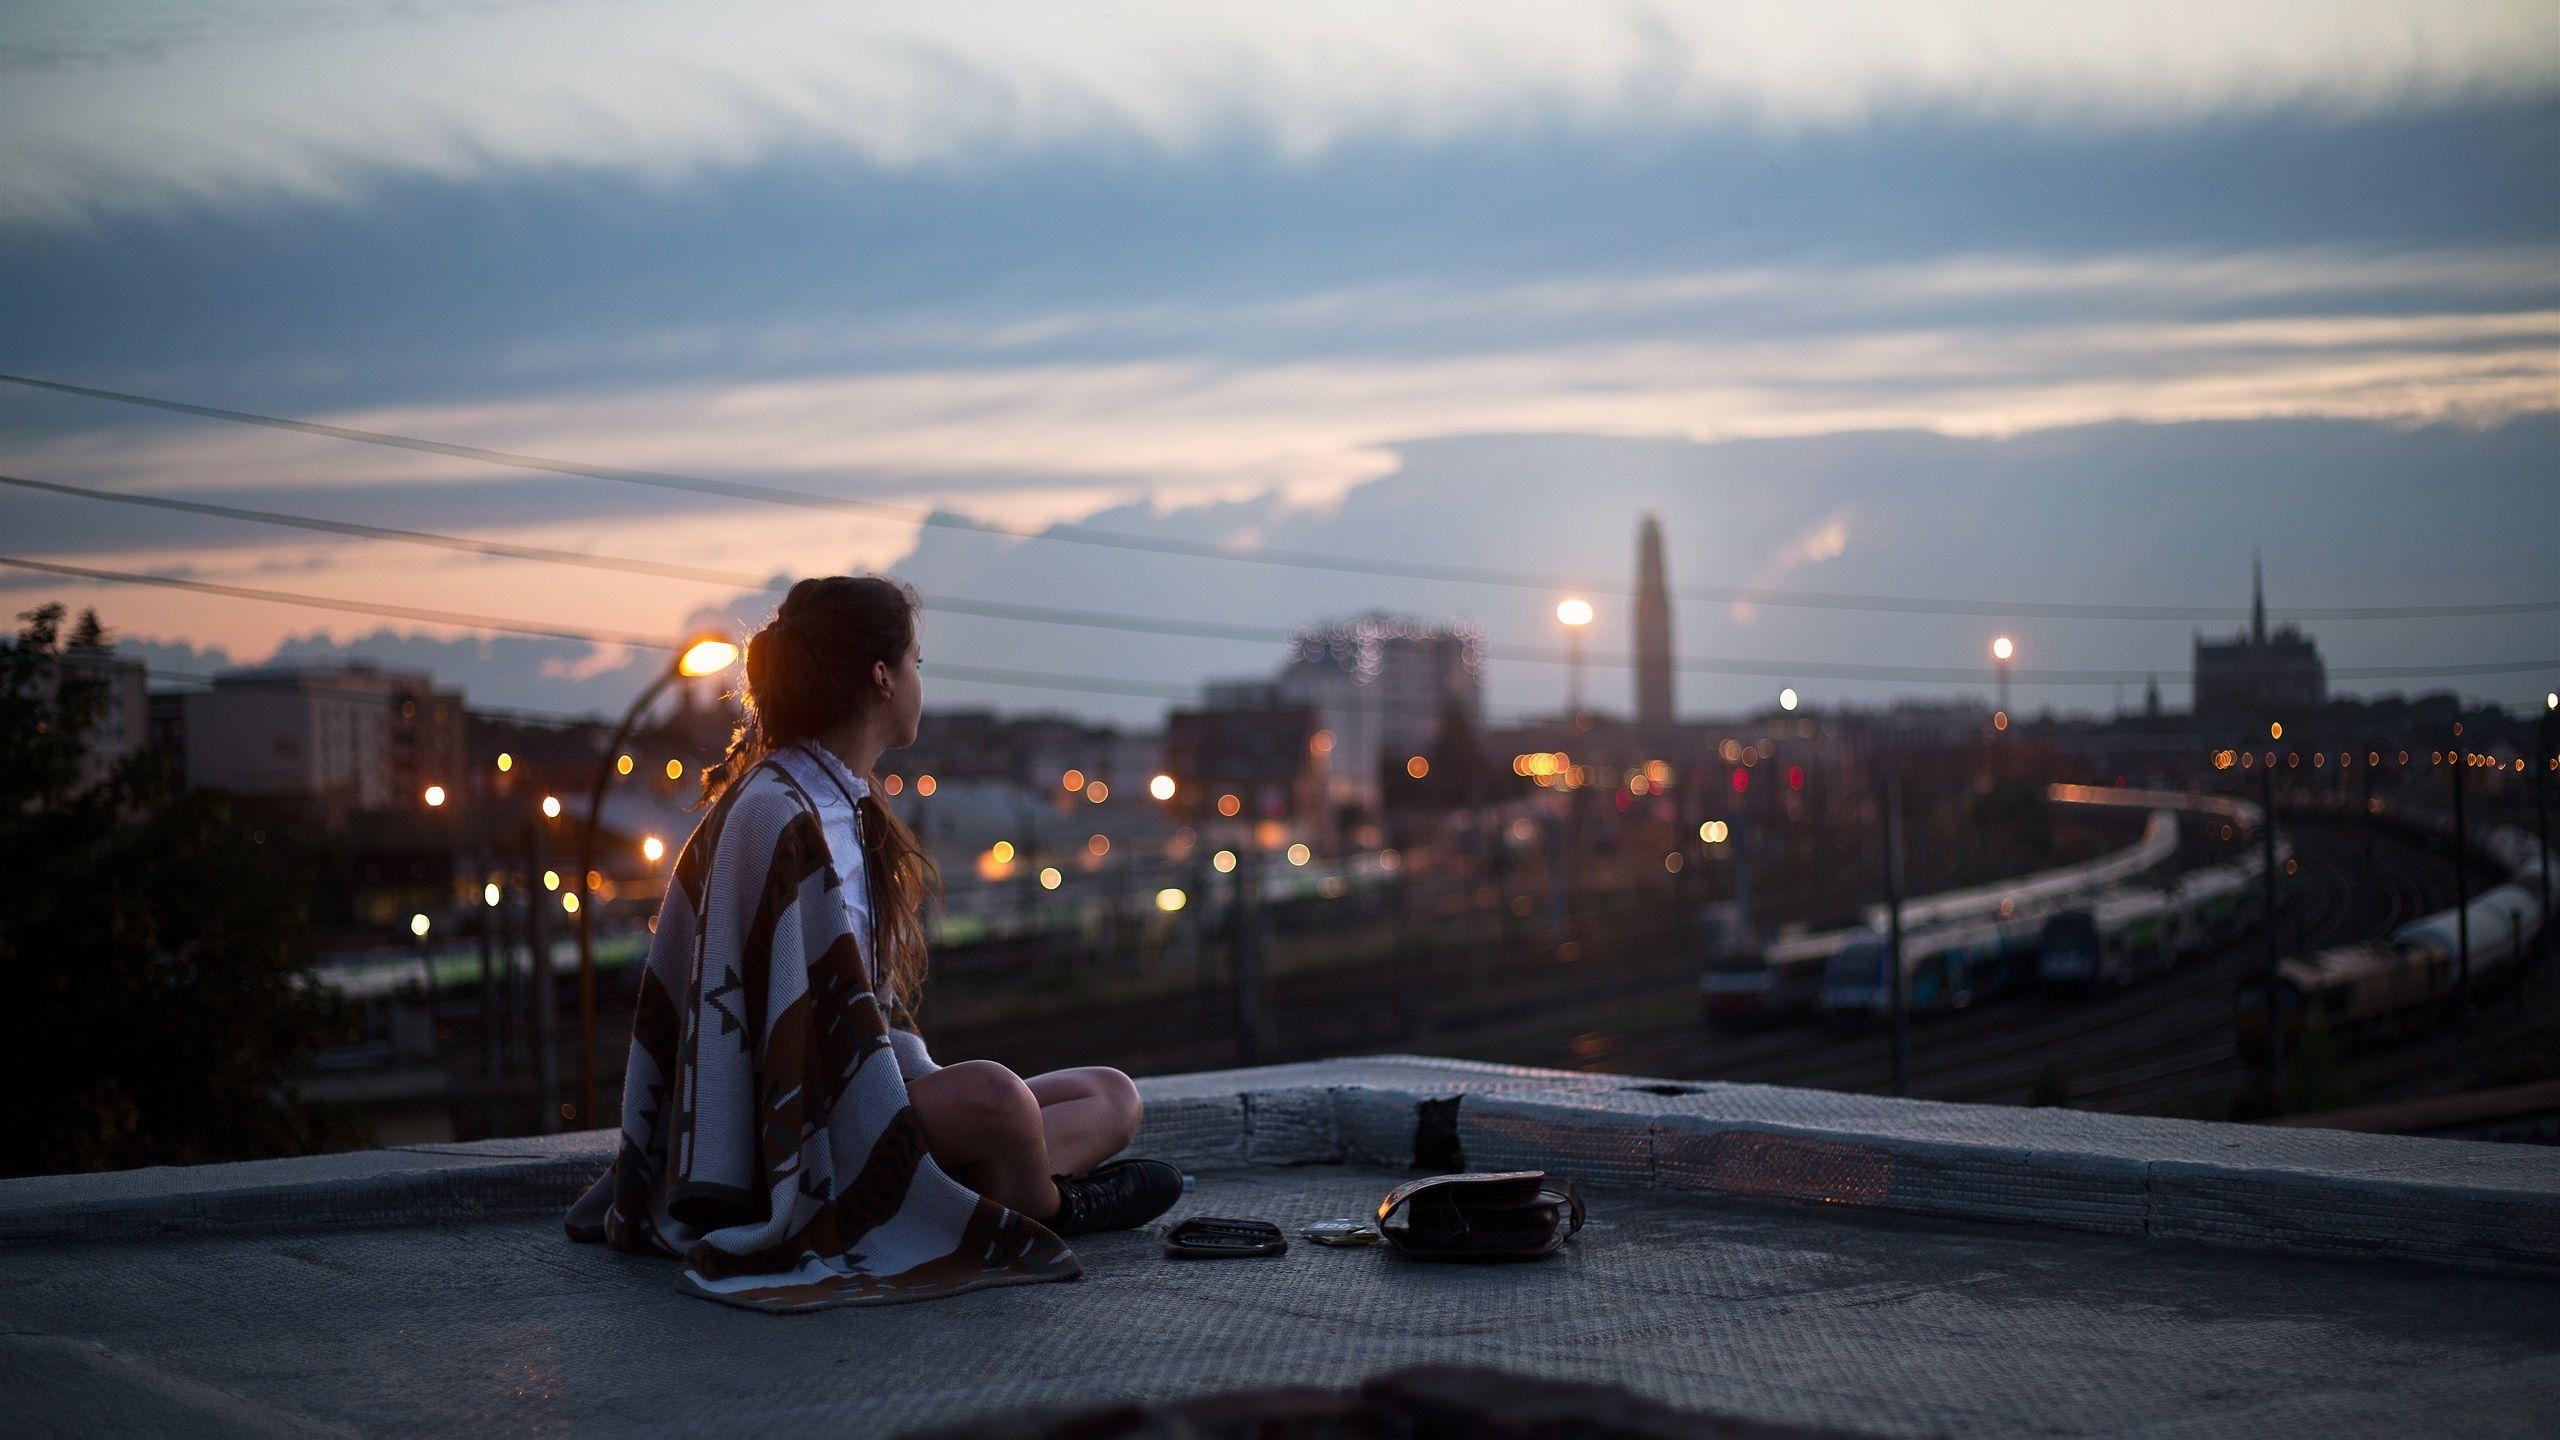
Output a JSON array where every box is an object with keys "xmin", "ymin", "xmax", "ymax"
[{"xmin": 6, "ymin": 1056, "xmax": 2558, "ymax": 1438}]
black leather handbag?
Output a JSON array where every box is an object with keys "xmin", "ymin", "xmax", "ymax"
[{"xmin": 1375, "ymin": 1170, "xmax": 1586, "ymax": 1260}]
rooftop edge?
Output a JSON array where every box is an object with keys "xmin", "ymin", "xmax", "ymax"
[{"xmin": 3, "ymin": 1056, "xmax": 2553, "ymax": 1277}]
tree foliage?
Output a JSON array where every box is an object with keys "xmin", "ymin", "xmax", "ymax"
[{"xmin": 1, "ymin": 605, "xmax": 368, "ymax": 1177}]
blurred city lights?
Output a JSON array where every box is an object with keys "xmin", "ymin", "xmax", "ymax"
[
  {"xmin": 1149, "ymin": 773, "xmax": 1177, "ymax": 801},
  {"xmin": 409, "ymin": 913, "xmax": 430, "ymax": 938},
  {"xmin": 1406, "ymin": 755, "xmax": 1430, "ymax": 779},
  {"xmin": 1086, "ymin": 781, "xmax": 1108, "ymax": 802},
  {"xmin": 1309, "ymin": 730, "xmax": 1334, "ymax": 756},
  {"xmin": 1062, "ymin": 769, "xmax": 1086, "ymax": 792},
  {"xmin": 990, "ymin": 840, "xmax": 1016, "ymax": 864},
  {"xmin": 1991, "ymin": 635, "xmax": 2015, "ymax": 662},
  {"xmin": 542, "ymin": 795, "xmax": 562, "ymax": 818},
  {"xmin": 1213, "ymin": 849, "xmax": 1238, "ymax": 873},
  {"xmin": 422, "ymin": 784, "xmax": 446, "ymax": 807},
  {"xmin": 496, "ymin": 753, "xmax": 513, "ymax": 773},
  {"xmin": 1663, "ymin": 852, "xmax": 1684, "ymax": 873},
  {"xmin": 883, "ymin": 774, "xmax": 903, "ymax": 795},
  {"xmin": 1155, "ymin": 888, "xmax": 1188, "ymax": 913},
  {"xmin": 561, "ymin": 893, "xmax": 580, "ymax": 914},
  {"xmin": 1556, "ymin": 597, "xmax": 1594, "ymax": 628},
  {"xmin": 616, "ymin": 754, "xmax": 633, "ymax": 775},
  {"xmin": 665, "ymin": 759, "xmax": 685, "ymax": 781},
  {"xmin": 483, "ymin": 882, "xmax": 501, "ymax": 907},
  {"xmin": 1286, "ymin": 843, "xmax": 1311, "ymax": 866},
  {"xmin": 1699, "ymin": 820, "xmax": 1730, "ymax": 844},
  {"xmin": 2269, "ymin": 722, "xmax": 2284, "ymax": 740},
  {"xmin": 543, "ymin": 870, "xmax": 560, "ymax": 891},
  {"xmin": 1039, "ymin": 867, "xmax": 1062, "ymax": 890},
  {"xmin": 641, "ymin": 835, "xmax": 666, "ymax": 863},
  {"xmin": 1217, "ymin": 792, "xmax": 1242, "ymax": 817},
  {"xmin": 916, "ymin": 774, "xmax": 938, "ymax": 797},
  {"xmin": 1087, "ymin": 834, "xmax": 1110, "ymax": 857},
  {"xmin": 1779, "ymin": 687, "xmax": 1798, "ymax": 711}
]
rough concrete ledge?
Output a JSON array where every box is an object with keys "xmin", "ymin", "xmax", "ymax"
[{"xmin": 6, "ymin": 1055, "xmax": 2556, "ymax": 1278}]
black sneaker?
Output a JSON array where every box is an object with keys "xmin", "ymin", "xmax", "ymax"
[{"xmin": 1046, "ymin": 1158, "xmax": 1184, "ymax": 1237}]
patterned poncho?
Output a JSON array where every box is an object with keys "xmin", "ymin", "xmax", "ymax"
[{"xmin": 564, "ymin": 754, "xmax": 1080, "ymax": 1312}]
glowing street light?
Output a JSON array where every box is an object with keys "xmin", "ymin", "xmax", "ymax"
[
  {"xmin": 1778, "ymin": 688, "xmax": 1798, "ymax": 712},
  {"xmin": 1557, "ymin": 597, "xmax": 1594, "ymax": 720},
  {"xmin": 541, "ymin": 795, "xmax": 562, "ymax": 819},
  {"xmin": 423, "ymin": 784, "xmax": 447, "ymax": 808},
  {"xmin": 678, "ymin": 637, "xmax": 741, "ymax": 678},
  {"xmin": 484, "ymin": 882, "xmax": 502, "ymax": 907},
  {"xmin": 1990, "ymin": 635, "xmax": 2015, "ymax": 725},
  {"xmin": 1149, "ymin": 773, "xmax": 1177, "ymax": 802},
  {"xmin": 640, "ymin": 835, "xmax": 666, "ymax": 864},
  {"xmin": 1155, "ymin": 887, "xmax": 1188, "ymax": 913},
  {"xmin": 572, "ymin": 630, "xmax": 741, "ymax": 1128},
  {"xmin": 409, "ymin": 913, "xmax": 431, "ymax": 938}
]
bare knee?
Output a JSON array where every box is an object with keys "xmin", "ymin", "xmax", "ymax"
[
  {"xmin": 922, "ymin": 1060, "xmax": 1042, "ymax": 1153},
  {"xmin": 1093, "ymin": 1067, "xmax": 1142, "ymax": 1150}
]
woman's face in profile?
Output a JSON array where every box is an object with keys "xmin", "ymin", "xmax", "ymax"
[{"xmin": 888, "ymin": 634, "xmax": 923, "ymax": 748}]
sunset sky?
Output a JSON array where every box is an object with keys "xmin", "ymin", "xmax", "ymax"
[{"xmin": 4, "ymin": 2, "xmax": 2553, "ymax": 726}]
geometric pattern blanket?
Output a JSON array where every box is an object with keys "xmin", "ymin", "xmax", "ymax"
[{"xmin": 565, "ymin": 754, "xmax": 1080, "ymax": 1312}]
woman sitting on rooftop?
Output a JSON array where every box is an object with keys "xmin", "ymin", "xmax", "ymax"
[{"xmin": 566, "ymin": 575, "xmax": 1181, "ymax": 1311}]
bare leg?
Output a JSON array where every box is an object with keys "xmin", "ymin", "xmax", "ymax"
[
  {"xmin": 903, "ymin": 1060, "xmax": 1061, "ymax": 1220},
  {"xmin": 1025, "ymin": 1067, "xmax": 1143, "ymax": 1177}
]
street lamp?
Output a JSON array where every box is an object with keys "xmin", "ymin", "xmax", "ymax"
[
  {"xmin": 1990, "ymin": 636, "xmax": 2015, "ymax": 727},
  {"xmin": 574, "ymin": 632, "xmax": 738, "ymax": 1129},
  {"xmin": 1779, "ymin": 687, "xmax": 1798, "ymax": 713},
  {"xmin": 1557, "ymin": 597, "xmax": 1594, "ymax": 722}
]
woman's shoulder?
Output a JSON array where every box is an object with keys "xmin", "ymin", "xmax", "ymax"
[{"xmin": 715, "ymin": 758, "xmax": 824, "ymax": 834}]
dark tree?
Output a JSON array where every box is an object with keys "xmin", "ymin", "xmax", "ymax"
[{"xmin": 1, "ymin": 605, "xmax": 367, "ymax": 1177}]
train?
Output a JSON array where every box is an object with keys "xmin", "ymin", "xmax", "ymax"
[
  {"xmin": 1702, "ymin": 785, "xmax": 2294, "ymax": 1027},
  {"xmin": 2034, "ymin": 859, "xmax": 2264, "ymax": 993},
  {"xmin": 2235, "ymin": 821, "xmax": 2552, "ymax": 1062},
  {"xmin": 1816, "ymin": 913, "xmax": 2038, "ymax": 1018},
  {"xmin": 1699, "ymin": 784, "xmax": 2283, "ymax": 1019}
]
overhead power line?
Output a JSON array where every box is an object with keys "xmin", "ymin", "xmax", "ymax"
[
  {"xmin": 8, "ymin": 553, "xmax": 2551, "ymax": 693},
  {"xmin": 7, "ymin": 372, "xmax": 2551, "ymax": 623},
  {"xmin": 0, "ymin": 470, "xmax": 2316, "ymax": 686}
]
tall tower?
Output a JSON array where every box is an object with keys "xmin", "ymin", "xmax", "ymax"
[
  {"xmin": 2250, "ymin": 552, "xmax": 2267, "ymax": 648},
  {"xmin": 1634, "ymin": 515, "xmax": 1675, "ymax": 729}
]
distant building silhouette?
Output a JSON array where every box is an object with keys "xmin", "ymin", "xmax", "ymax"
[
  {"xmin": 1634, "ymin": 515, "xmax": 1675, "ymax": 729},
  {"xmin": 2192, "ymin": 557, "xmax": 2325, "ymax": 719},
  {"xmin": 178, "ymin": 663, "xmax": 465, "ymax": 823},
  {"xmin": 1208, "ymin": 612, "xmax": 1482, "ymax": 820}
]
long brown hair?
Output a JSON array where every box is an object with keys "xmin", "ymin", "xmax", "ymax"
[{"xmin": 695, "ymin": 575, "xmax": 941, "ymax": 1021}]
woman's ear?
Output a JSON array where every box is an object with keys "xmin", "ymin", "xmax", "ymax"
[{"xmin": 873, "ymin": 657, "xmax": 893, "ymax": 701}]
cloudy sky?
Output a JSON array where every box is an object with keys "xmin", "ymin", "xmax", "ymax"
[{"xmin": 3, "ymin": 1, "xmax": 2553, "ymax": 727}]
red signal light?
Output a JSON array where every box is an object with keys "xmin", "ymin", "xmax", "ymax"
[
  {"xmin": 1786, "ymin": 765, "xmax": 1805, "ymax": 791},
  {"xmin": 1729, "ymin": 768, "xmax": 1749, "ymax": 794}
]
